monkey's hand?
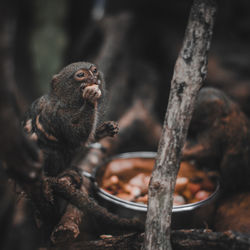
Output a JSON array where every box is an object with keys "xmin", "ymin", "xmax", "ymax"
[
  {"xmin": 82, "ymin": 85, "xmax": 101, "ymax": 103},
  {"xmin": 95, "ymin": 121, "xmax": 119, "ymax": 141}
]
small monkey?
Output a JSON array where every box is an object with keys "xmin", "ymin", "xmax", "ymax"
[
  {"xmin": 182, "ymin": 87, "xmax": 250, "ymax": 191},
  {"xmin": 23, "ymin": 62, "xmax": 118, "ymax": 176}
]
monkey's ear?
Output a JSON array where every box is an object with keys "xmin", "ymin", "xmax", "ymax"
[{"xmin": 51, "ymin": 74, "xmax": 59, "ymax": 89}]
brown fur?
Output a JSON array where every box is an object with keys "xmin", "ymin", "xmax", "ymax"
[
  {"xmin": 23, "ymin": 62, "xmax": 118, "ymax": 176},
  {"xmin": 214, "ymin": 192, "xmax": 250, "ymax": 233},
  {"xmin": 182, "ymin": 87, "xmax": 250, "ymax": 191}
]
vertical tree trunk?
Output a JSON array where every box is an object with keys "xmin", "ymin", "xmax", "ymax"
[{"xmin": 143, "ymin": 1, "xmax": 217, "ymax": 249}]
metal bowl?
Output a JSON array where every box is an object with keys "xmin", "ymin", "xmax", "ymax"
[{"xmin": 91, "ymin": 152, "xmax": 220, "ymax": 229}]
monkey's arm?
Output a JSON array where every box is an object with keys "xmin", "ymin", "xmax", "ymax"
[{"xmin": 52, "ymin": 101, "xmax": 97, "ymax": 146}]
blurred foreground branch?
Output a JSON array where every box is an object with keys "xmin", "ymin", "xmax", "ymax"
[{"xmin": 51, "ymin": 230, "xmax": 250, "ymax": 250}]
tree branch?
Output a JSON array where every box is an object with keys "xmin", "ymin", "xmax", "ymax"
[
  {"xmin": 144, "ymin": 0, "xmax": 217, "ymax": 249},
  {"xmin": 51, "ymin": 203, "xmax": 83, "ymax": 244},
  {"xmin": 49, "ymin": 176, "xmax": 144, "ymax": 232},
  {"xmin": 50, "ymin": 230, "xmax": 250, "ymax": 250}
]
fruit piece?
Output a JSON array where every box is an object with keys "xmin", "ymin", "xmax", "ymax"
[
  {"xmin": 130, "ymin": 186, "xmax": 141, "ymax": 197},
  {"xmin": 187, "ymin": 182, "xmax": 201, "ymax": 195},
  {"xmin": 173, "ymin": 194, "xmax": 186, "ymax": 206},
  {"xmin": 195, "ymin": 190, "xmax": 211, "ymax": 201},
  {"xmin": 129, "ymin": 173, "xmax": 145, "ymax": 186},
  {"xmin": 110, "ymin": 175, "xmax": 119, "ymax": 184},
  {"xmin": 175, "ymin": 177, "xmax": 189, "ymax": 193},
  {"xmin": 102, "ymin": 175, "xmax": 119, "ymax": 188},
  {"xmin": 189, "ymin": 198, "xmax": 200, "ymax": 204},
  {"xmin": 182, "ymin": 188, "xmax": 193, "ymax": 201},
  {"xmin": 135, "ymin": 194, "xmax": 148, "ymax": 204},
  {"xmin": 123, "ymin": 183, "xmax": 133, "ymax": 193},
  {"xmin": 123, "ymin": 184, "xmax": 141, "ymax": 197},
  {"xmin": 129, "ymin": 173, "xmax": 149, "ymax": 194},
  {"xmin": 116, "ymin": 192, "xmax": 134, "ymax": 201}
]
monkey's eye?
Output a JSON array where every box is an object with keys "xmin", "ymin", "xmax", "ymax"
[
  {"xmin": 74, "ymin": 70, "xmax": 87, "ymax": 81},
  {"xmin": 90, "ymin": 65, "xmax": 98, "ymax": 75},
  {"xmin": 77, "ymin": 72, "xmax": 85, "ymax": 78}
]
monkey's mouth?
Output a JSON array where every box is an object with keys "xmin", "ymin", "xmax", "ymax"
[
  {"xmin": 81, "ymin": 78, "xmax": 101, "ymax": 89},
  {"xmin": 80, "ymin": 81, "xmax": 99, "ymax": 90}
]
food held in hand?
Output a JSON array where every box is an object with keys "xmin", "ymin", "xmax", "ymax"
[{"xmin": 100, "ymin": 158, "xmax": 217, "ymax": 206}]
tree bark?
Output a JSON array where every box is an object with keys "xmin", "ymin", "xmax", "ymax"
[
  {"xmin": 49, "ymin": 176, "xmax": 144, "ymax": 232},
  {"xmin": 51, "ymin": 203, "xmax": 83, "ymax": 244},
  {"xmin": 144, "ymin": 0, "xmax": 217, "ymax": 249},
  {"xmin": 50, "ymin": 230, "xmax": 250, "ymax": 250}
]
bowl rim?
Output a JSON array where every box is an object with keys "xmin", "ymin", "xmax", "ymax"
[{"xmin": 93, "ymin": 151, "xmax": 220, "ymax": 213}]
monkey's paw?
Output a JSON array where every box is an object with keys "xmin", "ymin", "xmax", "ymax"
[
  {"xmin": 95, "ymin": 121, "xmax": 119, "ymax": 141},
  {"xmin": 82, "ymin": 85, "xmax": 101, "ymax": 103}
]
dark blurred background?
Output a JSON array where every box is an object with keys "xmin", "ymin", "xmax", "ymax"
[{"xmin": 2, "ymin": 0, "xmax": 250, "ymax": 128}]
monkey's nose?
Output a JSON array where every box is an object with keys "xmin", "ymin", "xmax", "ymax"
[{"xmin": 86, "ymin": 76, "xmax": 98, "ymax": 85}]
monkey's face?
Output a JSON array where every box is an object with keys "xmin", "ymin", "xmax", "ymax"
[
  {"xmin": 74, "ymin": 65, "xmax": 102, "ymax": 103},
  {"xmin": 74, "ymin": 64, "xmax": 100, "ymax": 87},
  {"xmin": 51, "ymin": 62, "xmax": 104, "ymax": 105}
]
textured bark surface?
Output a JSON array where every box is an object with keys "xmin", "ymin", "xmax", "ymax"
[
  {"xmin": 50, "ymin": 174, "xmax": 144, "ymax": 232},
  {"xmin": 50, "ymin": 230, "xmax": 250, "ymax": 250},
  {"xmin": 50, "ymin": 204, "xmax": 83, "ymax": 244},
  {"xmin": 144, "ymin": 0, "xmax": 217, "ymax": 249}
]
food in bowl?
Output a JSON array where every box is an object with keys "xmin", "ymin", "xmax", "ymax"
[
  {"xmin": 93, "ymin": 152, "xmax": 220, "ymax": 229},
  {"xmin": 99, "ymin": 157, "xmax": 217, "ymax": 206}
]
